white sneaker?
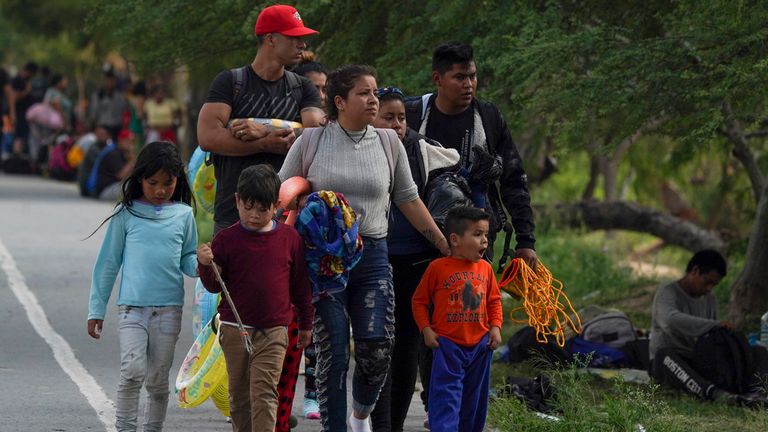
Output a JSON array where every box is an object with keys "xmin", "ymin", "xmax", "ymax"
[{"xmin": 348, "ymin": 413, "xmax": 371, "ymax": 432}]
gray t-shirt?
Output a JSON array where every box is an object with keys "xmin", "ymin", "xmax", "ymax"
[
  {"xmin": 649, "ymin": 281, "xmax": 719, "ymax": 360},
  {"xmin": 278, "ymin": 121, "xmax": 418, "ymax": 238}
]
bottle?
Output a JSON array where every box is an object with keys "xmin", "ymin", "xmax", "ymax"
[{"xmin": 761, "ymin": 311, "xmax": 768, "ymax": 347}]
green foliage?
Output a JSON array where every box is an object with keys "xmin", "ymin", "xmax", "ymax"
[
  {"xmin": 530, "ymin": 229, "xmax": 650, "ymax": 302},
  {"xmin": 86, "ymin": 0, "xmax": 262, "ymax": 75}
]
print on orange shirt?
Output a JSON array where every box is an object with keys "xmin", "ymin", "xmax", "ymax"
[{"xmin": 445, "ymin": 277, "xmax": 486, "ymax": 325}]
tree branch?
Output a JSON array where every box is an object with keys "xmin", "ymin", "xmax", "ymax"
[
  {"xmin": 610, "ymin": 114, "xmax": 668, "ymax": 165},
  {"xmin": 535, "ymin": 200, "xmax": 726, "ymax": 252},
  {"xmin": 721, "ymin": 101, "xmax": 765, "ymax": 202}
]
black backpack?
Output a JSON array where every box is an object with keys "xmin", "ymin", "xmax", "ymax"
[
  {"xmin": 691, "ymin": 327, "xmax": 755, "ymax": 394},
  {"xmin": 423, "ymin": 170, "xmax": 474, "ymax": 231}
]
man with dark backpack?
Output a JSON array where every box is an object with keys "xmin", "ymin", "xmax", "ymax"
[
  {"xmin": 197, "ymin": 4, "xmax": 324, "ymax": 234},
  {"xmin": 196, "ymin": 5, "xmax": 324, "ymax": 431},
  {"xmin": 405, "ymin": 42, "xmax": 536, "ymax": 268},
  {"xmin": 649, "ymin": 250, "xmax": 768, "ymax": 406}
]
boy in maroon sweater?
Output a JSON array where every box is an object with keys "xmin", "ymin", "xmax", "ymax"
[{"xmin": 197, "ymin": 164, "xmax": 313, "ymax": 432}]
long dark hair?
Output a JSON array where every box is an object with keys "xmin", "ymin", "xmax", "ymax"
[{"xmin": 86, "ymin": 141, "xmax": 193, "ymax": 238}]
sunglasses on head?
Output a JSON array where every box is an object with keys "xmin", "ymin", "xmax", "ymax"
[{"xmin": 376, "ymin": 87, "xmax": 405, "ymax": 99}]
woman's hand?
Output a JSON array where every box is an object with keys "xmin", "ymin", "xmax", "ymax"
[{"xmin": 435, "ymin": 236, "xmax": 451, "ymax": 256}]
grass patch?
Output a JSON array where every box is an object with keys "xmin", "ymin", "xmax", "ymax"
[
  {"xmin": 489, "ymin": 365, "xmax": 768, "ymax": 431},
  {"xmin": 488, "ymin": 228, "xmax": 768, "ymax": 431}
]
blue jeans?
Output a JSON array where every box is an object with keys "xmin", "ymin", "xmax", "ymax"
[
  {"xmin": 428, "ymin": 334, "xmax": 492, "ymax": 432},
  {"xmin": 314, "ymin": 237, "xmax": 395, "ymax": 432},
  {"xmin": 116, "ymin": 305, "xmax": 182, "ymax": 432}
]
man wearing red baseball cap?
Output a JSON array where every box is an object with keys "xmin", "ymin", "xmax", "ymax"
[
  {"xmin": 197, "ymin": 4, "xmax": 323, "ymax": 432},
  {"xmin": 254, "ymin": 4, "xmax": 319, "ymax": 37},
  {"xmin": 198, "ymin": 3, "xmax": 323, "ymax": 233}
]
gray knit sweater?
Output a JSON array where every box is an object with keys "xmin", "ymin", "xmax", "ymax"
[
  {"xmin": 278, "ymin": 122, "xmax": 418, "ymax": 238},
  {"xmin": 649, "ymin": 281, "xmax": 719, "ymax": 360}
]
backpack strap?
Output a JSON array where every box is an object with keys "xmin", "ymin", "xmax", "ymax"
[
  {"xmin": 405, "ymin": 93, "xmax": 434, "ymax": 132},
  {"xmin": 230, "ymin": 66, "xmax": 248, "ymax": 108},
  {"xmin": 300, "ymin": 127, "xmax": 325, "ymax": 177},
  {"xmin": 284, "ymin": 70, "xmax": 304, "ymax": 108},
  {"xmin": 375, "ymin": 128, "xmax": 400, "ymax": 195},
  {"xmin": 420, "ymin": 93, "xmax": 433, "ymax": 123}
]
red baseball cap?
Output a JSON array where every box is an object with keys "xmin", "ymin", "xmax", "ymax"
[
  {"xmin": 254, "ymin": 5, "xmax": 318, "ymax": 37},
  {"xmin": 117, "ymin": 130, "xmax": 134, "ymax": 141}
]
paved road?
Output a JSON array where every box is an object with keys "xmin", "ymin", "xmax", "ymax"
[{"xmin": 0, "ymin": 173, "xmax": 427, "ymax": 431}]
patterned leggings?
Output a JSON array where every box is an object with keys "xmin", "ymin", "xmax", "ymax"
[{"xmin": 275, "ymin": 311, "xmax": 302, "ymax": 431}]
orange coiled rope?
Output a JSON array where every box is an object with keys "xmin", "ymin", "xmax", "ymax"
[{"xmin": 498, "ymin": 258, "xmax": 582, "ymax": 347}]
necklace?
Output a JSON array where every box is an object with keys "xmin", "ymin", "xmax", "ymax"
[{"xmin": 340, "ymin": 124, "xmax": 367, "ymax": 145}]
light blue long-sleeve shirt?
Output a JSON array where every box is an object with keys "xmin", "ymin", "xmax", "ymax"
[{"xmin": 88, "ymin": 201, "xmax": 198, "ymax": 320}]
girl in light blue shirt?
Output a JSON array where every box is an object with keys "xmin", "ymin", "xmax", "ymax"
[{"xmin": 87, "ymin": 141, "xmax": 198, "ymax": 432}]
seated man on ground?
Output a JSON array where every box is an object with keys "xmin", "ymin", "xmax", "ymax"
[
  {"xmin": 649, "ymin": 249, "xmax": 768, "ymax": 405},
  {"xmin": 92, "ymin": 130, "xmax": 135, "ymax": 201}
]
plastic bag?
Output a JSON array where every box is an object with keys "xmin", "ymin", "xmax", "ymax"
[{"xmin": 424, "ymin": 171, "xmax": 474, "ymax": 230}]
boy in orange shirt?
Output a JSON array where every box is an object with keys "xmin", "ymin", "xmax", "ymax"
[{"xmin": 412, "ymin": 206, "xmax": 503, "ymax": 432}]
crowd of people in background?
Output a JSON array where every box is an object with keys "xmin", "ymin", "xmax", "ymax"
[{"xmin": 0, "ymin": 61, "xmax": 181, "ymax": 200}]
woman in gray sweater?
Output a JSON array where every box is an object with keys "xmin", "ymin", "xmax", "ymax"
[{"xmin": 279, "ymin": 65, "xmax": 449, "ymax": 432}]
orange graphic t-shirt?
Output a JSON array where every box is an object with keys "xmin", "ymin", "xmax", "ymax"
[{"xmin": 412, "ymin": 257, "xmax": 503, "ymax": 347}]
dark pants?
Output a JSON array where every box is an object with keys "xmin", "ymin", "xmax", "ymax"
[
  {"xmin": 650, "ymin": 348, "xmax": 716, "ymax": 399},
  {"xmin": 651, "ymin": 345, "xmax": 768, "ymax": 399},
  {"xmin": 428, "ymin": 334, "xmax": 492, "ymax": 432},
  {"xmin": 314, "ymin": 237, "xmax": 395, "ymax": 432},
  {"xmin": 371, "ymin": 251, "xmax": 437, "ymax": 432}
]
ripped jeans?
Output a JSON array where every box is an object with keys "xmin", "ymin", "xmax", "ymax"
[
  {"xmin": 115, "ymin": 305, "xmax": 182, "ymax": 432},
  {"xmin": 313, "ymin": 237, "xmax": 395, "ymax": 432}
]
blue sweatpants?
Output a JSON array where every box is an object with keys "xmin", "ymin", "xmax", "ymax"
[{"xmin": 428, "ymin": 334, "xmax": 492, "ymax": 432}]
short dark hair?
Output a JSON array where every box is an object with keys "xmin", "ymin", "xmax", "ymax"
[
  {"xmin": 445, "ymin": 206, "xmax": 489, "ymax": 237},
  {"xmin": 432, "ymin": 42, "xmax": 474, "ymax": 74},
  {"xmin": 326, "ymin": 64, "xmax": 377, "ymax": 120},
  {"xmin": 24, "ymin": 62, "xmax": 39, "ymax": 73},
  {"xmin": 237, "ymin": 164, "xmax": 280, "ymax": 207},
  {"xmin": 293, "ymin": 61, "xmax": 327, "ymax": 77},
  {"xmin": 50, "ymin": 73, "xmax": 65, "ymax": 87},
  {"xmin": 686, "ymin": 250, "xmax": 727, "ymax": 277}
]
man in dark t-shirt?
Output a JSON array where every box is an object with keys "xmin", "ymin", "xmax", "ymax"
[{"xmin": 198, "ymin": 5, "xmax": 323, "ymax": 233}]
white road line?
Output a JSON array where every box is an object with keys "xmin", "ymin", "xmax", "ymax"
[{"xmin": 0, "ymin": 238, "xmax": 116, "ymax": 432}]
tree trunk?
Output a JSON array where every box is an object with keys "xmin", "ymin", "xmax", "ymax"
[
  {"xmin": 535, "ymin": 200, "xmax": 726, "ymax": 252},
  {"xmin": 728, "ymin": 182, "xmax": 768, "ymax": 328},
  {"xmin": 722, "ymin": 102, "xmax": 765, "ymax": 202},
  {"xmin": 582, "ymin": 155, "xmax": 600, "ymax": 200}
]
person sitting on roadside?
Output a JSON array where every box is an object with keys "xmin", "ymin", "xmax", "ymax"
[
  {"xmin": 649, "ymin": 250, "xmax": 768, "ymax": 405},
  {"xmin": 90, "ymin": 130, "xmax": 136, "ymax": 201}
]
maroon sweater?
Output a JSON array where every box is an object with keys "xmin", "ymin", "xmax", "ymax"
[{"xmin": 198, "ymin": 222, "xmax": 313, "ymax": 330}]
